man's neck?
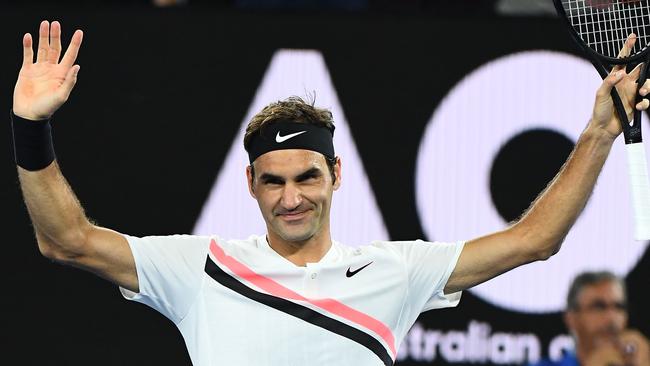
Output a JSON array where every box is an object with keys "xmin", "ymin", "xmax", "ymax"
[
  {"xmin": 266, "ymin": 230, "xmax": 332, "ymax": 267},
  {"xmin": 575, "ymin": 342, "xmax": 594, "ymax": 366}
]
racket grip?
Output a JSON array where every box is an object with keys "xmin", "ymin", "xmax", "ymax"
[{"xmin": 625, "ymin": 143, "xmax": 650, "ymax": 240}]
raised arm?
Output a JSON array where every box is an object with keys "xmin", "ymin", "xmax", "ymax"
[
  {"xmin": 13, "ymin": 21, "xmax": 138, "ymax": 292},
  {"xmin": 445, "ymin": 36, "xmax": 650, "ymax": 294}
]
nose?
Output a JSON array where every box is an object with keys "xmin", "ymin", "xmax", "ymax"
[
  {"xmin": 280, "ymin": 182, "xmax": 302, "ymax": 210},
  {"xmin": 602, "ymin": 310, "xmax": 626, "ymax": 333}
]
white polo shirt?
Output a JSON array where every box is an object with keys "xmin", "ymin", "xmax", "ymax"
[{"xmin": 120, "ymin": 234, "xmax": 464, "ymax": 366}]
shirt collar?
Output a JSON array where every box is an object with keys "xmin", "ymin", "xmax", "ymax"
[{"xmin": 258, "ymin": 235, "xmax": 339, "ymax": 266}]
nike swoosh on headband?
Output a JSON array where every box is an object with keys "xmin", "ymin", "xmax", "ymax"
[{"xmin": 276, "ymin": 130, "xmax": 307, "ymax": 143}]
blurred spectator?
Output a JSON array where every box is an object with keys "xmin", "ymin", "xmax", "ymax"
[{"xmin": 533, "ymin": 271, "xmax": 650, "ymax": 366}]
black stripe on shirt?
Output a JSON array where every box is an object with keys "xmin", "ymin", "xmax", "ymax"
[{"xmin": 204, "ymin": 256, "xmax": 393, "ymax": 366}]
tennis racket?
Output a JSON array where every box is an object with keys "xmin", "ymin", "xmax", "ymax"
[{"xmin": 554, "ymin": 0, "xmax": 650, "ymax": 240}]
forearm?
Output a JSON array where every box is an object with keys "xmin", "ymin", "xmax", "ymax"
[
  {"xmin": 514, "ymin": 123, "xmax": 615, "ymax": 259},
  {"xmin": 18, "ymin": 161, "xmax": 92, "ymax": 260},
  {"xmin": 446, "ymin": 55, "xmax": 649, "ymax": 293}
]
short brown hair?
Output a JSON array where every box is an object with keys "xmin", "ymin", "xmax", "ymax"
[
  {"xmin": 244, "ymin": 96, "xmax": 338, "ymax": 183},
  {"xmin": 243, "ymin": 96, "xmax": 335, "ymax": 150}
]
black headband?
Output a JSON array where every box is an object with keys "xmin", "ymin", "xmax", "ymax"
[{"xmin": 246, "ymin": 121, "xmax": 335, "ymax": 163}]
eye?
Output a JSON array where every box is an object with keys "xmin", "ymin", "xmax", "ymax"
[
  {"xmin": 262, "ymin": 177, "xmax": 284, "ymax": 185},
  {"xmin": 301, "ymin": 175, "xmax": 323, "ymax": 185},
  {"xmin": 300, "ymin": 175, "xmax": 318, "ymax": 182},
  {"xmin": 584, "ymin": 300, "xmax": 626, "ymax": 312},
  {"xmin": 589, "ymin": 301, "xmax": 608, "ymax": 311}
]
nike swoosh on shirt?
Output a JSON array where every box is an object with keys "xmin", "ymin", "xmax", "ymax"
[
  {"xmin": 205, "ymin": 240, "xmax": 395, "ymax": 365},
  {"xmin": 346, "ymin": 262, "xmax": 373, "ymax": 278},
  {"xmin": 276, "ymin": 130, "xmax": 307, "ymax": 143}
]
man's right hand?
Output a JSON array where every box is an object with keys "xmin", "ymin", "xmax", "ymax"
[
  {"xmin": 13, "ymin": 21, "xmax": 139, "ymax": 293},
  {"xmin": 619, "ymin": 330, "xmax": 650, "ymax": 366},
  {"xmin": 585, "ymin": 330, "xmax": 650, "ymax": 366},
  {"xmin": 13, "ymin": 20, "xmax": 83, "ymax": 121}
]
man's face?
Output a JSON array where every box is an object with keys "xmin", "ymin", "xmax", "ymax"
[
  {"xmin": 246, "ymin": 149, "xmax": 341, "ymax": 244},
  {"xmin": 565, "ymin": 280, "xmax": 628, "ymax": 350}
]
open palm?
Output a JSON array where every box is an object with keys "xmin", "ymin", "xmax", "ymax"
[{"xmin": 13, "ymin": 21, "xmax": 83, "ymax": 121}]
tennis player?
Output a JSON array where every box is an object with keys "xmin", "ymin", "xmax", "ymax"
[{"xmin": 10, "ymin": 21, "xmax": 650, "ymax": 366}]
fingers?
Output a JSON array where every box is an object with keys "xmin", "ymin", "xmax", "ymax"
[
  {"xmin": 636, "ymin": 76, "xmax": 650, "ymax": 111},
  {"xmin": 60, "ymin": 30, "xmax": 83, "ymax": 68},
  {"xmin": 31, "ymin": 21, "xmax": 82, "ymax": 66},
  {"xmin": 613, "ymin": 33, "xmax": 637, "ymax": 72},
  {"xmin": 36, "ymin": 20, "xmax": 49, "ymax": 63},
  {"xmin": 597, "ymin": 70, "xmax": 626, "ymax": 101},
  {"xmin": 56, "ymin": 65, "xmax": 80, "ymax": 103},
  {"xmin": 628, "ymin": 61, "xmax": 644, "ymax": 81},
  {"xmin": 637, "ymin": 94, "xmax": 649, "ymax": 111},
  {"xmin": 616, "ymin": 330, "xmax": 645, "ymax": 363},
  {"xmin": 619, "ymin": 34, "xmax": 637, "ymax": 58},
  {"xmin": 22, "ymin": 33, "xmax": 33, "ymax": 66},
  {"xmin": 48, "ymin": 21, "xmax": 62, "ymax": 64}
]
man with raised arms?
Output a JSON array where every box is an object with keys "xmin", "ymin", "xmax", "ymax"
[{"xmin": 11, "ymin": 21, "xmax": 650, "ymax": 365}]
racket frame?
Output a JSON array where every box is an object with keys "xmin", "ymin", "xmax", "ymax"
[
  {"xmin": 553, "ymin": 0, "xmax": 650, "ymax": 65},
  {"xmin": 553, "ymin": 0, "xmax": 650, "ymax": 144}
]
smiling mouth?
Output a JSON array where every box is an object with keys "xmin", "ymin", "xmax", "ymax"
[{"xmin": 277, "ymin": 210, "xmax": 310, "ymax": 221}]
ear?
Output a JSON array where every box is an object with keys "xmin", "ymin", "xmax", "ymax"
[
  {"xmin": 564, "ymin": 310, "xmax": 576, "ymax": 333},
  {"xmin": 333, "ymin": 156, "xmax": 342, "ymax": 190},
  {"xmin": 246, "ymin": 165, "xmax": 257, "ymax": 199}
]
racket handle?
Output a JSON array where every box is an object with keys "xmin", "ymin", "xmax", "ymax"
[{"xmin": 626, "ymin": 142, "xmax": 650, "ymax": 240}]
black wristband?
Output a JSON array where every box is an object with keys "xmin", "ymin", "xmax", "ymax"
[{"xmin": 10, "ymin": 110, "xmax": 56, "ymax": 171}]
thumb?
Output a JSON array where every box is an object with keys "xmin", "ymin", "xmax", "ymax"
[
  {"xmin": 596, "ymin": 70, "xmax": 625, "ymax": 101},
  {"xmin": 56, "ymin": 65, "xmax": 80, "ymax": 103}
]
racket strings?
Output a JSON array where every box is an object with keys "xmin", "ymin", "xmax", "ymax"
[{"xmin": 563, "ymin": 0, "xmax": 650, "ymax": 58}]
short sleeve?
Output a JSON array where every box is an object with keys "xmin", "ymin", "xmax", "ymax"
[
  {"xmin": 119, "ymin": 234, "xmax": 210, "ymax": 324},
  {"xmin": 392, "ymin": 240, "xmax": 465, "ymax": 313}
]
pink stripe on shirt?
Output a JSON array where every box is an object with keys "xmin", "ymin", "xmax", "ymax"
[{"xmin": 209, "ymin": 239, "xmax": 397, "ymax": 358}]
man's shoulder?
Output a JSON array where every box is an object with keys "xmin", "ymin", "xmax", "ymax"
[
  {"xmin": 531, "ymin": 359, "xmax": 563, "ymax": 366},
  {"xmin": 216, "ymin": 234, "xmax": 263, "ymax": 246},
  {"xmin": 529, "ymin": 353, "xmax": 579, "ymax": 366},
  {"xmin": 344, "ymin": 239, "xmax": 433, "ymax": 256},
  {"xmin": 127, "ymin": 233, "xmax": 263, "ymax": 254},
  {"xmin": 211, "ymin": 234, "xmax": 265, "ymax": 253},
  {"xmin": 354, "ymin": 239, "xmax": 458, "ymax": 252}
]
